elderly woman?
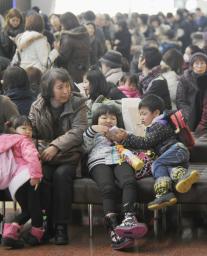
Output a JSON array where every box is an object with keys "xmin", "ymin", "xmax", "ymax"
[
  {"xmin": 29, "ymin": 68, "xmax": 88, "ymax": 245},
  {"xmin": 176, "ymin": 52, "xmax": 207, "ymax": 135}
]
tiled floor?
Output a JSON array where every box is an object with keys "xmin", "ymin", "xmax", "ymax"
[
  {"xmin": 1, "ymin": 222, "xmax": 207, "ymax": 256},
  {"xmin": 1, "ymin": 206, "xmax": 207, "ymax": 256}
]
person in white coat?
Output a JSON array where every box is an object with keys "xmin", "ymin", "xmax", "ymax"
[{"xmin": 12, "ymin": 14, "xmax": 58, "ymax": 73}]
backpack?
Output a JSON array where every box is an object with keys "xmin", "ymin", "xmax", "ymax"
[{"xmin": 167, "ymin": 110, "xmax": 195, "ymax": 150}]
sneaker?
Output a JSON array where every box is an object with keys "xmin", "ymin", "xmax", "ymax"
[
  {"xmin": 148, "ymin": 192, "xmax": 177, "ymax": 210},
  {"xmin": 115, "ymin": 213, "xmax": 148, "ymax": 239},
  {"xmin": 175, "ymin": 170, "xmax": 199, "ymax": 193},
  {"xmin": 110, "ymin": 230, "xmax": 134, "ymax": 250}
]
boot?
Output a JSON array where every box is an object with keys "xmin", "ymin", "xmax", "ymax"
[
  {"xmin": 171, "ymin": 167, "xmax": 199, "ymax": 193},
  {"xmin": 148, "ymin": 177, "xmax": 177, "ymax": 210},
  {"xmin": 2, "ymin": 223, "xmax": 24, "ymax": 249},
  {"xmin": 54, "ymin": 224, "xmax": 68, "ymax": 245},
  {"xmin": 115, "ymin": 203, "xmax": 148, "ymax": 239},
  {"xmin": 105, "ymin": 214, "xmax": 134, "ymax": 250},
  {"xmin": 23, "ymin": 227, "xmax": 44, "ymax": 246}
]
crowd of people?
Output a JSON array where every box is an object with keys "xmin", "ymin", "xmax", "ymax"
[{"xmin": 0, "ymin": 5, "xmax": 206, "ymax": 251}]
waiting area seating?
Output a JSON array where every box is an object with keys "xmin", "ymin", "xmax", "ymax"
[{"xmin": 0, "ymin": 136, "xmax": 207, "ymax": 237}]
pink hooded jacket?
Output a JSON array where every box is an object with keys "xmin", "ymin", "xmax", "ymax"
[{"xmin": 0, "ymin": 134, "xmax": 42, "ymax": 199}]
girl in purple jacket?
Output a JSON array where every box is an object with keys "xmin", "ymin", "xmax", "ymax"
[{"xmin": 1, "ymin": 116, "xmax": 44, "ymax": 249}]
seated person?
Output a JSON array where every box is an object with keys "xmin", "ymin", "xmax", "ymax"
[{"xmin": 107, "ymin": 94, "xmax": 199, "ymax": 210}]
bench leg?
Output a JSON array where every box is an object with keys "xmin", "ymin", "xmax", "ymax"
[
  {"xmin": 2, "ymin": 201, "xmax": 5, "ymax": 217},
  {"xmin": 161, "ymin": 208, "xmax": 167, "ymax": 233},
  {"xmin": 13, "ymin": 201, "xmax": 17, "ymax": 212},
  {"xmin": 154, "ymin": 209, "xmax": 159, "ymax": 237},
  {"xmin": 88, "ymin": 204, "xmax": 93, "ymax": 238},
  {"xmin": 177, "ymin": 204, "xmax": 182, "ymax": 232}
]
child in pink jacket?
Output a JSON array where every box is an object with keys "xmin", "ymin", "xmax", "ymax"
[{"xmin": 1, "ymin": 116, "xmax": 44, "ymax": 249}]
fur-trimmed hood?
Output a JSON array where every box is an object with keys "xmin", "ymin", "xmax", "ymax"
[{"xmin": 15, "ymin": 31, "xmax": 46, "ymax": 51}]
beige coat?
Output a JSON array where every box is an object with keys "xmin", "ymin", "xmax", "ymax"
[{"xmin": 29, "ymin": 93, "xmax": 88, "ymax": 165}]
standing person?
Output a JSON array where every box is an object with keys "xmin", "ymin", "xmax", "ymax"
[
  {"xmin": 1, "ymin": 116, "xmax": 44, "ymax": 249},
  {"xmin": 108, "ymin": 94, "xmax": 199, "ymax": 210},
  {"xmin": 83, "ymin": 104, "xmax": 147, "ymax": 251},
  {"xmin": 3, "ymin": 66, "xmax": 35, "ymax": 115},
  {"xmin": 54, "ymin": 12, "xmax": 90, "ymax": 83},
  {"xmin": 176, "ymin": 52, "xmax": 207, "ymax": 132},
  {"xmin": 138, "ymin": 46, "xmax": 172, "ymax": 110},
  {"xmin": 11, "ymin": 13, "xmax": 58, "ymax": 73},
  {"xmin": 113, "ymin": 20, "xmax": 131, "ymax": 62},
  {"xmin": 29, "ymin": 68, "xmax": 88, "ymax": 245},
  {"xmin": 0, "ymin": 8, "xmax": 24, "ymax": 59}
]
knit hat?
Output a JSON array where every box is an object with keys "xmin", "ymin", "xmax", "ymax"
[
  {"xmin": 190, "ymin": 52, "xmax": 207, "ymax": 66},
  {"xmin": 99, "ymin": 50, "xmax": 123, "ymax": 68}
]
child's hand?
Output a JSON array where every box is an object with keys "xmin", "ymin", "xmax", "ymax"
[
  {"xmin": 106, "ymin": 128, "xmax": 128, "ymax": 142},
  {"xmin": 41, "ymin": 145, "xmax": 59, "ymax": 161},
  {"xmin": 91, "ymin": 125, "xmax": 109, "ymax": 135},
  {"xmin": 30, "ymin": 178, "xmax": 40, "ymax": 187}
]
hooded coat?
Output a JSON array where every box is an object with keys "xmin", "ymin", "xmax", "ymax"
[
  {"xmin": 11, "ymin": 31, "xmax": 58, "ymax": 72},
  {"xmin": 54, "ymin": 26, "xmax": 90, "ymax": 83},
  {"xmin": 0, "ymin": 134, "xmax": 42, "ymax": 199}
]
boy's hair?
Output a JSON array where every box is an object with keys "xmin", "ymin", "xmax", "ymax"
[
  {"xmin": 92, "ymin": 104, "xmax": 124, "ymax": 128},
  {"xmin": 4, "ymin": 115, "xmax": 32, "ymax": 133},
  {"xmin": 142, "ymin": 47, "xmax": 162, "ymax": 69},
  {"xmin": 139, "ymin": 94, "xmax": 165, "ymax": 113}
]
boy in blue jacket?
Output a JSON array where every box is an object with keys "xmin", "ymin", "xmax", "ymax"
[{"xmin": 108, "ymin": 94, "xmax": 199, "ymax": 210}]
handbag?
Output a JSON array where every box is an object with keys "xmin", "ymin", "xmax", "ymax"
[{"xmin": 133, "ymin": 151, "xmax": 155, "ymax": 180}]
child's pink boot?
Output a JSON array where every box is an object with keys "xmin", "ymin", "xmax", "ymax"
[
  {"xmin": 2, "ymin": 223, "xmax": 24, "ymax": 249},
  {"xmin": 24, "ymin": 227, "xmax": 45, "ymax": 246}
]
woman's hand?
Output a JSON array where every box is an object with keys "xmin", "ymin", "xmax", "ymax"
[
  {"xmin": 106, "ymin": 128, "xmax": 128, "ymax": 142},
  {"xmin": 41, "ymin": 145, "xmax": 59, "ymax": 161},
  {"xmin": 30, "ymin": 178, "xmax": 40, "ymax": 187},
  {"xmin": 91, "ymin": 125, "xmax": 109, "ymax": 135}
]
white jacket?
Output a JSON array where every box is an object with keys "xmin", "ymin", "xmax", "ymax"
[{"xmin": 12, "ymin": 31, "xmax": 58, "ymax": 73}]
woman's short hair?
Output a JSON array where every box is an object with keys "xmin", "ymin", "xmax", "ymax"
[
  {"xmin": 25, "ymin": 14, "xmax": 44, "ymax": 32},
  {"xmin": 162, "ymin": 48, "xmax": 184, "ymax": 74},
  {"xmin": 40, "ymin": 68, "xmax": 74, "ymax": 102}
]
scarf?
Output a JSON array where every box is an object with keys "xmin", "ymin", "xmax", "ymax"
[
  {"xmin": 139, "ymin": 65, "xmax": 162, "ymax": 93},
  {"xmin": 118, "ymin": 85, "xmax": 141, "ymax": 98}
]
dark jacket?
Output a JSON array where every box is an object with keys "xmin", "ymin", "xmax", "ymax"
[
  {"xmin": 123, "ymin": 120, "xmax": 177, "ymax": 156},
  {"xmin": 5, "ymin": 88, "xmax": 35, "ymax": 116},
  {"xmin": 114, "ymin": 29, "xmax": 131, "ymax": 61},
  {"xmin": 29, "ymin": 93, "xmax": 88, "ymax": 165},
  {"xmin": 0, "ymin": 26, "xmax": 24, "ymax": 59},
  {"xmin": 141, "ymin": 75, "xmax": 172, "ymax": 110},
  {"xmin": 55, "ymin": 26, "xmax": 90, "ymax": 83},
  {"xmin": 176, "ymin": 70, "xmax": 207, "ymax": 131}
]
